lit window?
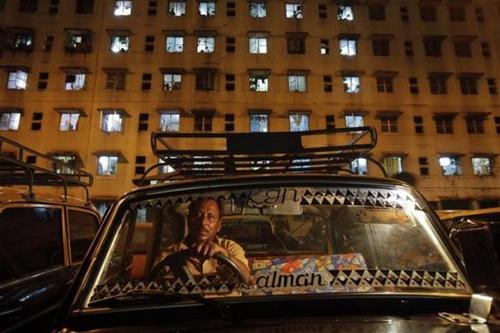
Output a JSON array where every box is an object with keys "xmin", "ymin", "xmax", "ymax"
[
  {"xmin": 101, "ymin": 111, "xmax": 123, "ymax": 133},
  {"xmin": 114, "ymin": 0, "xmax": 132, "ymax": 16},
  {"xmin": 160, "ymin": 113, "xmax": 180, "ymax": 132},
  {"xmin": 97, "ymin": 155, "xmax": 118, "ymax": 176},
  {"xmin": 320, "ymin": 39, "xmax": 329, "ymax": 54},
  {"xmin": 249, "ymin": 2, "xmax": 266, "ymax": 17},
  {"xmin": 345, "ymin": 114, "xmax": 364, "ymax": 128},
  {"xmin": 110, "ymin": 35, "xmax": 129, "ymax": 53},
  {"xmin": 163, "ymin": 73, "xmax": 182, "ymax": 91},
  {"xmin": 439, "ymin": 156, "xmax": 463, "ymax": 176},
  {"xmin": 166, "ymin": 36, "xmax": 184, "ymax": 53},
  {"xmin": 251, "ymin": 159, "xmax": 270, "ymax": 170},
  {"xmin": 351, "ymin": 158, "xmax": 367, "ymax": 175},
  {"xmin": 193, "ymin": 156, "xmax": 212, "ymax": 170},
  {"xmin": 472, "ymin": 157, "xmax": 492, "ymax": 176},
  {"xmin": 159, "ymin": 157, "xmax": 176, "ymax": 174},
  {"xmin": 197, "ymin": 37, "xmax": 215, "ymax": 53},
  {"xmin": 7, "ymin": 70, "xmax": 28, "ymax": 90},
  {"xmin": 168, "ymin": 1, "xmax": 185, "ymax": 16},
  {"xmin": 52, "ymin": 155, "xmax": 78, "ymax": 174},
  {"xmin": 65, "ymin": 74, "xmax": 86, "ymax": 90},
  {"xmin": 13, "ymin": 33, "xmax": 34, "ymax": 51},
  {"xmin": 0, "ymin": 112, "xmax": 21, "ymax": 131},
  {"xmin": 288, "ymin": 74, "xmax": 307, "ymax": 92},
  {"xmin": 249, "ymin": 35, "xmax": 267, "ymax": 54},
  {"xmin": 286, "ymin": 3, "xmax": 303, "ymax": 18},
  {"xmin": 339, "ymin": 38, "xmax": 357, "ymax": 56},
  {"xmin": 383, "ymin": 156, "xmax": 403, "ymax": 176},
  {"xmin": 199, "ymin": 1, "xmax": 215, "ymax": 16},
  {"xmin": 291, "ymin": 158, "xmax": 311, "ymax": 170},
  {"xmin": 289, "ymin": 113, "xmax": 309, "ymax": 131},
  {"xmin": 64, "ymin": 31, "xmax": 92, "ymax": 53},
  {"xmin": 249, "ymin": 113, "xmax": 268, "ymax": 132},
  {"xmin": 59, "ymin": 113, "xmax": 80, "ymax": 131},
  {"xmin": 249, "ymin": 72, "xmax": 269, "ymax": 92},
  {"xmin": 337, "ymin": 5, "xmax": 354, "ymax": 20},
  {"xmin": 343, "ymin": 76, "xmax": 360, "ymax": 93}
]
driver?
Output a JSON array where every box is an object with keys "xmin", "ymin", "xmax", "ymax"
[{"xmin": 158, "ymin": 197, "xmax": 251, "ymax": 284}]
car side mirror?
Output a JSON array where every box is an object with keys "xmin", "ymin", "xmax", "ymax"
[{"xmin": 448, "ymin": 219, "xmax": 500, "ymax": 291}]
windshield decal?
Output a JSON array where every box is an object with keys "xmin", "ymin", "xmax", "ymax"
[
  {"xmin": 131, "ymin": 187, "xmax": 423, "ymax": 212},
  {"xmin": 91, "ymin": 268, "xmax": 466, "ymax": 302}
]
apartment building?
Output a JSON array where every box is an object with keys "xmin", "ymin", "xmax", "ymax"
[{"xmin": 0, "ymin": 0, "xmax": 499, "ymax": 213}]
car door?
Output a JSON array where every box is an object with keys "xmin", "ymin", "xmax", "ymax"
[
  {"xmin": 0, "ymin": 203, "xmax": 67, "ymax": 332},
  {"xmin": 66, "ymin": 207, "xmax": 100, "ymax": 279}
]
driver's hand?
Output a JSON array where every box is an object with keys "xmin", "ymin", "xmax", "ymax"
[{"xmin": 191, "ymin": 241, "xmax": 228, "ymax": 259}]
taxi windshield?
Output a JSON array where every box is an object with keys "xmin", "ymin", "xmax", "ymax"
[{"xmin": 87, "ymin": 185, "xmax": 467, "ymax": 307}]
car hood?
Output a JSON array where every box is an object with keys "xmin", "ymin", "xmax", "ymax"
[{"xmin": 62, "ymin": 314, "xmax": 497, "ymax": 333}]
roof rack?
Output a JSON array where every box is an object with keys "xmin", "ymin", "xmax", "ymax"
[
  {"xmin": 0, "ymin": 135, "xmax": 93, "ymax": 202},
  {"xmin": 134, "ymin": 127, "xmax": 385, "ymax": 186}
]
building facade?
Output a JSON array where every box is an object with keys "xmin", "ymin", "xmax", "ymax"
[{"xmin": 0, "ymin": 0, "xmax": 499, "ymax": 213}]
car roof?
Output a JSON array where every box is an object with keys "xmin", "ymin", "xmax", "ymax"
[
  {"xmin": 0, "ymin": 186, "xmax": 96, "ymax": 209},
  {"xmin": 436, "ymin": 207, "xmax": 500, "ymax": 221}
]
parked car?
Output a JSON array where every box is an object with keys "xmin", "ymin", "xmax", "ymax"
[
  {"xmin": 0, "ymin": 136, "xmax": 100, "ymax": 332},
  {"xmin": 53, "ymin": 129, "xmax": 500, "ymax": 332},
  {"xmin": 437, "ymin": 207, "xmax": 500, "ymax": 281}
]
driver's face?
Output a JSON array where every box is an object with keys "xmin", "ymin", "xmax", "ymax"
[{"xmin": 188, "ymin": 199, "xmax": 221, "ymax": 242}]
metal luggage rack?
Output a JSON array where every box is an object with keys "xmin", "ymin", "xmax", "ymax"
[
  {"xmin": 134, "ymin": 127, "xmax": 386, "ymax": 186},
  {"xmin": 0, "ymin": 135, "xmax": 93, "ymax": 202}
]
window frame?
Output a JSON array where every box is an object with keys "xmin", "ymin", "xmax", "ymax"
[
  {"xmin": 7, "ymin": 70, "xmax": 28, "ymax": 90},
  {"xmin": 249, "ymin": 35, "xmax": 268, "ymax": 54},
  {"xmin": 249, "ymin": 2, "xmax": 266, "ymax": 18},
  {"xmin": 159, "ymin": 112, "xmax": 180, "ymax": 132},
  {"xmin": 168, "ymin": 0, "xmax": 185, "ymax": 16},
  {"xmin": 285, "ymin": 3, "xmax": 303, "ymax": 19},
  {"xmin": 342, "ymin": 75, "xmax": 361, "ymax": 94},
  {"xmin": 97, "ymin": 155, "xmax": 119, "ymax": 176},
  {"xmin": 114, "ymin": 0, "xmax": 132, "ymax": 16},
  {"xmin": 288, "ymin": 74, "xmax": 307, "ymax": 92},
  {"xmin": 249, "ymin": 113, "xmax": 269, "ymax": 132},
  {"xmin": 439, "ymin": 156, "xmax": 463, "ymax": 176},
  {"xmin": 100, "ymin": 110, "xmax": 124, "ymax": 133},
  {"xmin": 0, "ymin": 112, "xmax": 21, "ymax": 131},
  {"xmin": 59, "ymin": 112, "xmax": 80, "ymax": 131},
  {"xmin": 289, "ymin": 113, "xmax": 309, "ymax": 132}
]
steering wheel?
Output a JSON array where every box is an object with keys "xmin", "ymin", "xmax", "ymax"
[{"xmin": 150, "ymin": 249, "xmax": 246, "ymax": 284}]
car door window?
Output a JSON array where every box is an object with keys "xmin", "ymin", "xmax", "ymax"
[
  {"xmin": 68, "ymin": 210, "xmax": 99, "ymax": 263},
  {"xmin": 0, "ymin": 206, "xmax": 63, "ymax": 279}
]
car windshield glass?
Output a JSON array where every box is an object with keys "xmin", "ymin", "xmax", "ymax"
[{"xmin": 87, "ymin": 185, "xmax": 467, "ymax": 307}]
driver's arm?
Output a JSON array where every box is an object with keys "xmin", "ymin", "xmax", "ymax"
[{"xmin": 217, "ymin": 240, "xmax": 251, "ymax": 284}]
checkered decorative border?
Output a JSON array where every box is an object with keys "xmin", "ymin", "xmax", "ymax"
[
  {"xmin": 130, "ymin": 187, "xmax": 423, "ymax": 212},
  {"xmin": 91, "ymin": 269, "xmax": 466, "ymax": 302}
]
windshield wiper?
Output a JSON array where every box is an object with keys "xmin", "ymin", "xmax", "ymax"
[
  {"xmin": 88, "ymin": 289, "xmax": 234, "ymax": 319},
  {"xmin": 89, "ymin": 289, "xmax": 208, "ymax": 306}
]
